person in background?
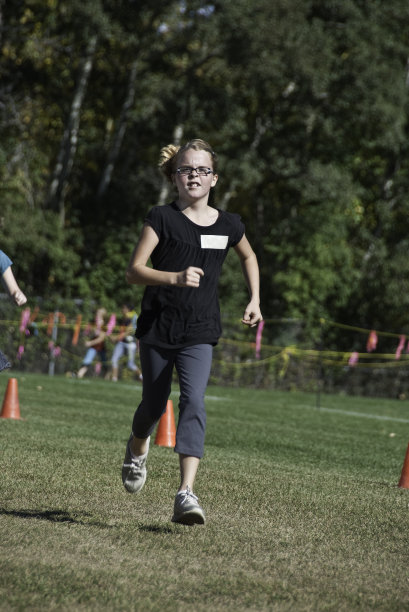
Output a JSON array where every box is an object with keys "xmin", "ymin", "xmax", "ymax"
[
  {"xmin": 0, "ymin": 250, "xmax": 27, "ymax": 307},
  {"xmin": 0, "ymin": 250, "xmax": 27, "ymax": 371},
  {"xmin": 110, "ymin": 304, "xmax": 142, "ymax": 382},
  {"xmin": 121, "ymin": 138, "xmax": 262, "ymax": 525},
  {"xmin": 77, "ymin": 308, "xmax": 108, "ymax": 379}
]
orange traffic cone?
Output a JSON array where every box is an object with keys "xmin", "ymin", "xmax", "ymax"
[
  {"xmin": 154, "ymin": 400, "xmax": 176, "ymax": 448},
  {"xmin": 0, "ymin": 378, "xmax": 21, "ymax": 420},
  {"xmin": 398, "ymin": 442, "xmax": 409, "ymax": 488}
]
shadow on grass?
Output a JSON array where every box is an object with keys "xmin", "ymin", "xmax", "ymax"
[
  {"xmin": 0, "ymin": 508, "xmax": 176, "ymax": 533},
  {"xmin": 138, "ymin": 524, "xmax": 173, "ymax": 534},
  {"xmin": 0, "ymin": 507, "xmax": 113, "ymax": 528}
]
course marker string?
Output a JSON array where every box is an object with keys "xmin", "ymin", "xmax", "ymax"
[{"xmin": 3, "ymin": 315, "xmax": 409, "ymax": 370}]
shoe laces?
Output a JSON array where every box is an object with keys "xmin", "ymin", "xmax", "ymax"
[
  {"xmin": 127, "ymin": 456, "xmax": 145, "ymax": 473},
  {"xmin": 179, "ymin": 486, "xmax": 198, "ymax": 503}
]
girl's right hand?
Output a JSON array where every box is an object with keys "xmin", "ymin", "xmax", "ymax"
[
  {"xmin": 13, "ymin": 290, "xmax": 27, "ymax": 306},
  {"xmin": 175, "ymin": 267, "xmax": 204, "ymax": 288}
]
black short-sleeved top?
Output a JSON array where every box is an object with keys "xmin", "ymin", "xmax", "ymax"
[{"xmin": 135, "ymin": 202, "xmax": 245, "ymax": 348}]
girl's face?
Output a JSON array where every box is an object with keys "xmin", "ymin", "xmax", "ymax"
[{"xmin": 172, "ymin": 149, "xmax": 218, "ymax": 203}]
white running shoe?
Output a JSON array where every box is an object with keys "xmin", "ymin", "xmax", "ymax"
[
  {"xmin": 171, "ymin": 486, "xmax": 205, "ymax": 525},
  {"xmin": 122, "ymin": 435, "xmax": 149, "ymax": 493}
]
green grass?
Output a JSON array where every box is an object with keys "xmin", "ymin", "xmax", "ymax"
[{"xmin": 1, "ymin": 373, "xmax": 409, "ymax": 611}]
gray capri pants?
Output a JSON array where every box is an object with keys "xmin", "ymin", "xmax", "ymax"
[{"xmin": 132, "ymin": 342, "xmax": 213, "ymax": 458}]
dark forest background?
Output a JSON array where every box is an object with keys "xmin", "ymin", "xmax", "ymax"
[{"xmin": 2, "ymin": 1, "xmax": 409, "ymax": 376}]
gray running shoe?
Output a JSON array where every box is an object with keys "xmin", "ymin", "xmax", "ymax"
[
  {"xmin": 122, "ymin": 435, "xmax": 148, "ymax": 494},
  {"xmin": 171, "ymin": 486, "xmax": 205, "ymax": 525}
]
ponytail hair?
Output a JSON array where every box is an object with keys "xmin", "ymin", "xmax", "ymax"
[{"xmin": 158, "ymin": 138, "xmax": 217, "ymax": 183}]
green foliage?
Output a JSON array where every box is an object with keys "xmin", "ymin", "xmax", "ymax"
[
  {"xmin": 1, "ymin": 0, "xmax": 409, "ymax": 345},
  {"xmin": 82, "ymin": 228, "xmax": 145, "ymax": 309},
  {"xmin": 268, "ymin": 161, "xmax": 360, "ymax": 334}
]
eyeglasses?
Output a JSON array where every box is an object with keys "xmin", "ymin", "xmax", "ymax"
[{"xmin": 176, "ymin": 166, "xmax": 214, "ymax": 176}]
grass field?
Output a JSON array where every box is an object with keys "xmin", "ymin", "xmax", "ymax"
[{"xmin": 0, "ymin": 372, "xmax": 409, "ymax": 611}]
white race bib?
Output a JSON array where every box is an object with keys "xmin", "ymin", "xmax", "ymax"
[{"xmin": 200, "ymin": 235, "xmax": 228, "ymax": 249}]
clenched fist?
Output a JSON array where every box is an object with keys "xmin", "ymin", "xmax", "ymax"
[{"xmin": 175, "ymin": 267, "xmax": 204, "ymax": 288}]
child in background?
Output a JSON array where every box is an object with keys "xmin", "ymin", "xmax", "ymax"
[
  {"xmin": 122, "ymin": 138, "xmax": 262, "ymax": 525},
  {"xmin": 110, "ymin": 304, "xmax": 143, "ymax": 382},
  {"xmin": 0, "ymin": 250, "xmax": 27, "ymax": 371},
  {"xmin": 77, "ymin": 308, "xmax": 108, "ymax": 379}
]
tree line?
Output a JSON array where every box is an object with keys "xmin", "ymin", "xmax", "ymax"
[{"xmin": 2, "ymin": 0, "xmax": 409, "ymax": 349}]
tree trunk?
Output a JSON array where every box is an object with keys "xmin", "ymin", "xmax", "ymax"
[
  {"xmin": 47, "ymin": 35, "xmax": 97, "ymax": 226},
  {"xmin": 97, "ymin": 59, "xmax": 138, "ymax": 199},
  {"xmin": 157, "ymin": 124, "xmax": 184, "ymax": 206}
]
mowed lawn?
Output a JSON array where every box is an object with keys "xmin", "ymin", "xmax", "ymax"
[{"xmin": 0, "ymin": 372, "xmax": 409, "ymax": 611}]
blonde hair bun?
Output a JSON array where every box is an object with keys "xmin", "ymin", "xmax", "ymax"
[
  {"xmin": 158, "ymin": 144, "xmax": 180, "ymax": 168},
  {"xmin": 158, "ymin": 144, "xmax": 180, "ymax": 182}
]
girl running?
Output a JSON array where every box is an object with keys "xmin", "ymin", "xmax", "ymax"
[{"xmin": 122, "ymin": 138, "xmax": 262, "ymax": 525}]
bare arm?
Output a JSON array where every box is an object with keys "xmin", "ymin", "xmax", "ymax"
[
  {"xmin": 110, "ymin": 323, "xmax": 133, "ymax": 343},
  {"xmin": 126, "ymin": 224, "xmax": 204, "ymax": 288},
  {"xmin": 2, "ymin": 267, "xmax": 27, "ymax": 306},
  {"xmin": 85, "ymin": 331, "xmax": 106, "ymax": 348},
  {"xmin": 233, "ymin": 235, "xmax": 263, "ymax": 327}
]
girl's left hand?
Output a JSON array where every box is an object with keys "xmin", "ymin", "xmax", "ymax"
[{"xmin": 241, "ymin": 302, "xmax": 263, "ymax": 327}]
